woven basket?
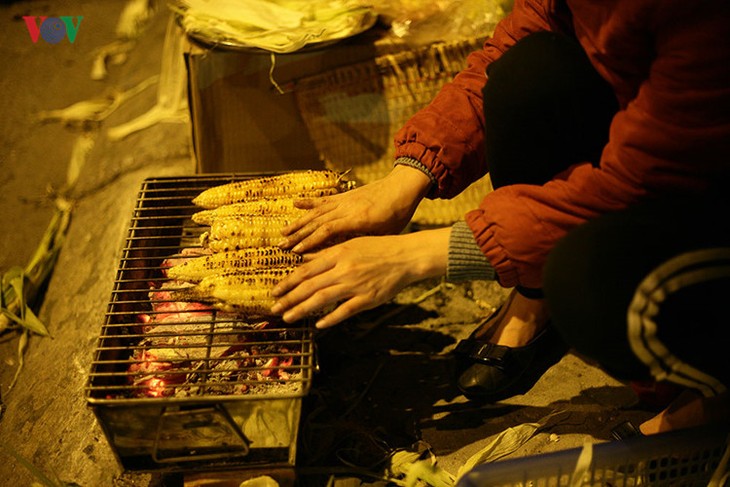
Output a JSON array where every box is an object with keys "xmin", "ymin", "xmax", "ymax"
[{"xmin": 294, "ymin": 37, "xmax": 493, "ymax": 226}]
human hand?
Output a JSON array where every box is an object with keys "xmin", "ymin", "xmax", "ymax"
[
  {"xmin": 277, "ymin": 164, "xmax": 432, "ymax": 254},
  {"xmin": 271, "ymin": 228, "xmax": 449, "ymax": 328}
]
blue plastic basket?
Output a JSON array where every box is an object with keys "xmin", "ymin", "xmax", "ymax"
[{"xmin": 457, "ymin": 424, "xmax": 729, "ymax": 486}]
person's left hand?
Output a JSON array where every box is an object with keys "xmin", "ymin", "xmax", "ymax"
[{"xmin": 270, "ymin": 229, "xmax": 449, "ymax": 328}]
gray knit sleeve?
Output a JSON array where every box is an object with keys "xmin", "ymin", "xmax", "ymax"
[
  {"xmin": 447, "ymin": 220, "xmax": 496, "ymax": 282},
  {"xmin": 394, "ymin": 157, "xmax": 438, "ymax": 187}
]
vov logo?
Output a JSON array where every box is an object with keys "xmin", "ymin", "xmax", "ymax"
[{"xmin": 23, "ymin": 16, "xmax": 83, "ymax": 44}]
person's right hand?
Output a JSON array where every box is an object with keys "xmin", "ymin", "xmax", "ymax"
[{"xmin": 278, "ymin": 164, "xmax": 433, "ymax": 254}]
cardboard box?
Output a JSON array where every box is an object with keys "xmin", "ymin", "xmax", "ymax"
[{"xmin": 185, "ymin": 27, "xmax": 396, "ymax": 174}]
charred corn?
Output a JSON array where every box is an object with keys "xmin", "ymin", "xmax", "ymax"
[
  {"xmin": 167, "ymin": 247, "xmax": 302, "ymax": 282},
  {"xmin": 192, "ymin": 170, "xmax": 352, "ymax": 209},
  {"xmin": 201, "ymin": 214, "xmax": 296, "ymax": 252},
  {"xmin": 172, "ymin": 267, "xmax": 295, "ymax": 316},
  {"xmin": 191, "ymin": 198, "xmax": 306, "ymax": 226}
]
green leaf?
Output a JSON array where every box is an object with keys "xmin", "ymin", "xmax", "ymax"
[
  {"xmin": 0, "ymin": 268, "xmax": 51, "ymax": 337},
  {"xmin": 7, "ymin": 330, "xmax": 28, "ymax": 393},
  {"xmin": 20, "ymin": 306, "xmax": 51, "ymax": 337},
  {"xmin": 2, "ymin": 266, "xmax": 24, "ymax": 286},
  {"xmin": 1, "ymin": 266, "xmax": 24, "ymax": 310},
  {"xmin": 1, "ymin": 309, "xmax": 25, "ymax": 327},
  {"xmin": 8, "ymin": 274, "xmax": 27, "ymax": 321}
]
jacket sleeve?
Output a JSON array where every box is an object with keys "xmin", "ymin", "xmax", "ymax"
[
  {"xmin": 467, "ymin": 1, "xmax": 730, "ymax": 288},
  {"xmin": 393, "ymin": 0, "xmax": 569, "ymax": 199}
]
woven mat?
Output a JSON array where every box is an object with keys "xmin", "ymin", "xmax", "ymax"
[{"xmin": 294, "ymin": 37, "xmax": 493, "ymax": 226}]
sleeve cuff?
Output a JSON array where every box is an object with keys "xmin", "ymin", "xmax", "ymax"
[
  {"xmin": 394, "ymin": 157, "xmax": 438, "ymax": 189},
  {"xmin": 447, "ymin": 220, "xmax": 496, "ymax": 282}
]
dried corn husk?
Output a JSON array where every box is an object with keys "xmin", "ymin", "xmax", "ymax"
[
  {"xmin": 570, "ymin": 442, "xmax": 594, "ymax": 487},
  {"xmin": 1, "ymin": 198, "xmax": 72, "ymax": 392},
  {"xmin": 90, "ymin": 0, "xmax": 156, "ymax": 80},
  {"xmin": 116, "ymin": 0, "xmax": 156, "ymax": 39},
  {"xmin": 169, "ymin": 0, "xmax": 377, "ymax": 53},
  {"xmin": 454, "ymin": 409, "xmax": 569, "ymax": 484},
  {"xmin": 107, "ymin": 15, "xmax": 188, "ymax": 140},
  {"xmin": 36, "ymin": 76, "xmax": 157, "ymax": 128},
  {"xmin": 90, "ymin": 39, "xmax": 135, "ymax": 81},
  {"xmin": 65, "ymin": 132, "xmax": 96, "ymax": 191},
  {"xmin": 383, "ymin": 447, "xmax": 453, "ymax": 487},
  {"xmin": 36, "ymin": 96, "xmax": 119, "ymax": 127}
]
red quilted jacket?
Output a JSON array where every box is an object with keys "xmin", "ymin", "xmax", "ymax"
[{"xmin": 394, "ymin": 0, "xmax": 730, "ymax": 288}]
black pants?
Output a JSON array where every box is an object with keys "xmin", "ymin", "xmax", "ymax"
[
  {"xmin": 483, "ymin": 31, "xmax": 617, "ymax": 299},
  {"xmin": 484, "ymin": 32, "xmax": 729, "ymax": 394},
  {"xmin": 544, "ymin": 197, "xmax": 730, "ymax": 395},
  {"xmin": 483, "ymin": 31, "xmax": 617, "ymax": 188}
]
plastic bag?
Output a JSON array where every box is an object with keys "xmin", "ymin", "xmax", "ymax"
[
  {"xmin": 169, "ymin": 0, "xmax": 377, "ymax": 53},
  {"xmin": 376, "ymin": 0, "xmax": 513, "ymax": 46}
]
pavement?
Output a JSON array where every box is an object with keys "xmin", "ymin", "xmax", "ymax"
[{"xmin": 0, "ymin": 1, "xmax": 656, "ymax": 486}]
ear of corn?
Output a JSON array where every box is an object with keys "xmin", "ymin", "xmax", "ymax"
[
  {"xmin": 191, "ymin": 170, "xmax": 352, "ymax": 209},
  {"xmin": 167, "ymin": 247, "xmax": 302, "ymax": 282},
  {"xmin": 191, "ymin": 198, "xmax": 306, "ymax": 226},
  {"xmin": 171, "ymin": 268, "xmax": 295, "ymax": 316},
  {"xmin": 200, "ymin": 215, "xmax": 296, "ymax": 252},
  {"xmin": 174, "ymin": 170, "xmax": 351, "ymax": 318}
]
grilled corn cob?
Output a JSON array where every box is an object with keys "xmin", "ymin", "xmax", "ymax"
[
  {"xmin": 192, "ymin": 170, "xmax": 352, "ymax": 209},
  {"xmin": 172, "ymin": 268, "xmax": 295, "ymax": 316},
  {"xmin": 200, "ymin": 214, "xmax": 297, "ymax": 252},
  {"xmin": 167, "ymin": 247, "xmax": 302, "ymax": 282},
  {"xmin": 191, "ymin": 198, "xmax": 306, "ymax": 226}
]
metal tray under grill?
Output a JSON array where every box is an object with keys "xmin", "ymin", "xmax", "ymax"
[{"xmin": 85, "ymin": 175, "xmax": 315, "ymax": 472}]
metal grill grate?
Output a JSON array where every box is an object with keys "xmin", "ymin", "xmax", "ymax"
[{"xmin": 85, "ymin": 175, "xmax": 314, "ymax": 470}]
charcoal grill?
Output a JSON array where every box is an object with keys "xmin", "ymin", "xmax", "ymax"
[{"xmin": 85, "ymin": 175, "xmax": 314, "ymax": 473}]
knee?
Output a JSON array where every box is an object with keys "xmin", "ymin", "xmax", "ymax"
[
  {"xmin": 543, "ymin": 221, "xmax": 624, "ymax": 350},
  {"xmin": 484, "ymin": 31, "xmax": 588, "ymax": 104}
]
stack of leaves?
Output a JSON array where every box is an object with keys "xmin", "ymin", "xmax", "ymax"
[{"xmin": 1, "ymin": 199, "xmax": 72, "ymax": 392}]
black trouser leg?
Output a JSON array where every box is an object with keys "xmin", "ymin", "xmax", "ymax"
[
  {"xmin": 482, "ymin": 30, "xmax": 618, "ymax": 297},
  {"xmin": 483, "ymin": 31, "xmax": 618, "ymax": 188},
  {"xmin": 543, "ymin": 196, "xmax": 730, "ymax": 392}
]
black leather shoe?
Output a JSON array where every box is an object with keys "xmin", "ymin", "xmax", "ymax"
[
  {"xmin": 454, "ymin": 327, "xmax": 550, "ymax": 400},
  {"xmin": 611, "ymin": 420, "xmax": 644, "ymax": 440}
]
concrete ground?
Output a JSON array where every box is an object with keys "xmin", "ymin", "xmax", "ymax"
[{"xmin": 0, "ymin": 1, "xmax": 658, "ymax": 486}]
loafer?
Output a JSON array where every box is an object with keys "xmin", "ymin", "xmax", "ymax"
[
  {"xmin": 454, "ymin": 327, "xmax": 549, "ymax": 400},
  {"xmin": 611, "ymin": 420, "xmax": 644, "ymax": 441}
]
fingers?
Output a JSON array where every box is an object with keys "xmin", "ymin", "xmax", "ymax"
[
  {"xmin": 271, "ymin": 274, "xmax": 348, "ymax": 325},
  {"xmin": 270, "ymin": 248, "xmax": 373, "ymax": 327},
  {"xmin": 271, "ymin": 253, "xmax": 334, "ymax": 298},
  {"xmin": 278, "ymin": 198, "xmax": 341, "ymax": 252},
  {"xmin": 273, "ymin": 278, "xmax": 375, "ymax": 329},
  {"xmin": 279, "ymin": 198, "xmax": 330, "ymax": 238},
  {"xmin": 279, "ymin": 210, "xmax": 356, "ymax": 253},
  {"xmin": 278, "ymin": 283, "xmax": 349, "ymax": 325},
  {"xmin": 289, "ymin": 220, "xmax": 349, "ymax": 254},
  {"xmin": 314, "ymin": 296, "xmax": 373, "ymax": 329}
]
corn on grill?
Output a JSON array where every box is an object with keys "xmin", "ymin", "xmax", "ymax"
[{"xmin": 85, "ymin": 175, "xmax": 314, "ymax": 473}]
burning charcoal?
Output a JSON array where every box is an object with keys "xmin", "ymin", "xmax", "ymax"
[
  {"xmin": 261, "ymin": 357, "xmax": 279, "ymax": 377},
  {"xmin": 136, "ymin": 322, "xmax": 246, "ymax": 361},
  {"xmin": 146, "ymin": 285, "xmax": 214, "ymax": 325},
  {"xmin": 127, "ymin": 350, "xmax": 189, "ymax": 398}
]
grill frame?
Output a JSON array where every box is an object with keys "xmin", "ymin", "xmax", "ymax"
[{"xmin": 85, "ymin": 174, "xmax": 315, "ymax": 472}]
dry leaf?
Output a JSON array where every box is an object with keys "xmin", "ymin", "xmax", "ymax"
[{"xmin": 569, "ymin": 442, "xmax": 593, "ymax": 487}]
